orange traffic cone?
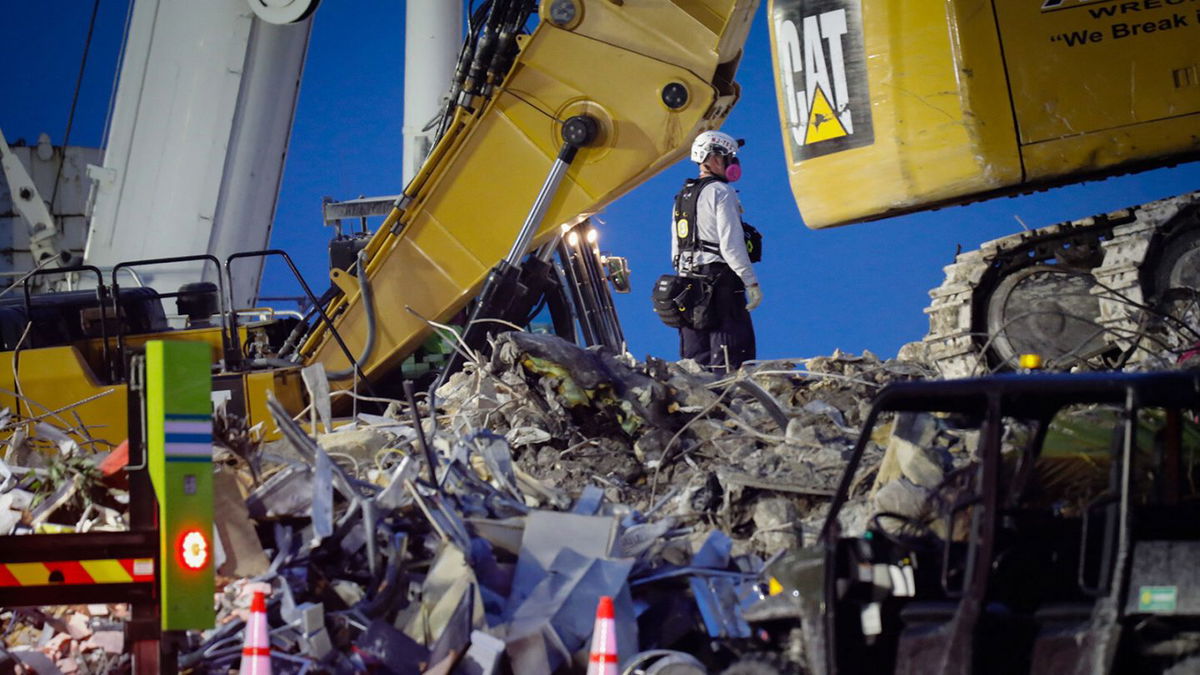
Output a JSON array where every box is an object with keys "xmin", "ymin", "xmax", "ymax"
[
  {"xmin": 586, "ymin": 595, "xmax": 618, "ymax": 675},
  {"xmin": 240, "ymin": 590, "xmax": 271, "ymax": 675}
]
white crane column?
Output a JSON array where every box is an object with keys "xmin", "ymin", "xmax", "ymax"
[
  {"xmin": 85, "ymin": 0, "xmax": 313, "ymax": 309},
  {"xmin": 403, "ymin": 1, "xmax": 463, "ymax": 186}
]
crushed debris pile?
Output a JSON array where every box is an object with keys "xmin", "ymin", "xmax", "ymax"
[{"xmin": 2, "ymin": 333, "xmax": 955, "ymax": 673}]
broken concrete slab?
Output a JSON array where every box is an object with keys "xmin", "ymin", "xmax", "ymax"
[
  {"xmin": 506, "ymin": 548, "xmax": 636, "ymax": 674},
  {"xmin": 403, "ymin": 543, "xmax": 485, "ymax": 646},
  {"xmin": 507, "ymin": 511, "xmax": 620, "ymax": 616},
  {"xmin": 874, "ymin": 477, "xmax": 934, "ymax": 522},
  {"xmin": 874, "ymin": 412, "xmax": 950, "ymax": 491},
  {"xmin": 317, "ymin": 426, "xmax": 393, "ymax": 466},
  {"xmin": 752, "ymin": 498, "xmax": 801, "ymax": 553}
]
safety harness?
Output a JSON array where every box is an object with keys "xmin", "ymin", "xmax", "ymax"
[
  {"xmin": 673, "ymin": 176, "xmax": 724, "ymax": 262},
  {"xmin": 656, "ymin": 177, "xmax": 763, "ymax": 331},
  {"xmin": 672, "ymin": 176, "xmax": 762, "ymax": 270}
]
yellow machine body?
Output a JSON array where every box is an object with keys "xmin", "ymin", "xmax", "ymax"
[
  {"xmin": 0, "ymin": 324, "xmax": 305, "ymax": 448},
  {"xmin": 769, "ymin": 0, "xmax": 1200, "ymax": 228},
  {"xmin": 0, "ymin": 346, "xmax": 129, "ymax": 448}
]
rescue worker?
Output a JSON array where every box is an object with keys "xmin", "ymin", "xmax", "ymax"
[{"xmin": 671, "ymin": 130, "xmax": 762, "ymax": 371}]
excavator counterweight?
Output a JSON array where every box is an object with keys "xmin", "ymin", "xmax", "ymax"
[{"xmin": 768, "ymin": 0, "xmax": 1200, "ymax": 375}]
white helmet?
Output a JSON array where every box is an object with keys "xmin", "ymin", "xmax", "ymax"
[{"xmin": 690, "ymin": 130, "xmax": 739, "ymax": 163}]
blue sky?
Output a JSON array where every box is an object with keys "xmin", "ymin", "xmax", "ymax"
[{"xmin": 5, "ymin": 1, "xmax": 1199, "ymax": 364}]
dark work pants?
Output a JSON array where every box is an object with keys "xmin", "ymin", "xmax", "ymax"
[{"xmin": 679, "ymin": 266, "xmax": 756, "ymax": 372}]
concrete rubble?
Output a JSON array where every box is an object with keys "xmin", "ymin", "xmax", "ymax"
[{"xmin": 0, "ymin": 331, "xmax": 1019, "ymax": 673}]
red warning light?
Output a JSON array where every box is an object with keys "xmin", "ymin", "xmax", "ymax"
[{"xmin": 179, "ymin": 530, "xmax": 209, "ymax": 570}]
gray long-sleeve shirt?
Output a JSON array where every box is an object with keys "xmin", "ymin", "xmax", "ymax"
[{"xmin": 672, "ymin": 180, "xmax": 758, "ymax": 287}]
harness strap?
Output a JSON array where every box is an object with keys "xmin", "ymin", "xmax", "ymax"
[{"xmin": 673, "ymin": 175, "xmax": 726, "ymax": 258}]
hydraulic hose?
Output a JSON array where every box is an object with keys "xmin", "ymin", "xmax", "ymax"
[
  {"xmin": 483, "ymin": 0, "xmax": 530, "ymax": 94},
  {"xmin": 275, "ymin": 319, "xmax": 309, "ymax": 361},
  {"xmin": 437, "ymin": 0, "xmax": 496, "ymax": 142},
  {"xmin": 326, "ymin": 251, "xmax": 376, "ymax": 381},
  {"xmin": 463, "ymin": 0, "xmax": 508, "ymax": 100},
  {"xmin": 277, "ymin": 285, "xmax": 339, "ymax": 359}
]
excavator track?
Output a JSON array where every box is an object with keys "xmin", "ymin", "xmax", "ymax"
[{"xmin": 923, "ymin": 191, "xmax": 1200, "ymax": 378}]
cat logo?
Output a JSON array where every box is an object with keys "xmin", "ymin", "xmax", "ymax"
[{"xmin": 772, "ymin": 0, "xmax": 874, "ymax": 160}]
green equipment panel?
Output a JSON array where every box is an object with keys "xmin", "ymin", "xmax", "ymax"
[{"xmin": 146, "ymin": 341, "xmax": 215, "ymax": 631}]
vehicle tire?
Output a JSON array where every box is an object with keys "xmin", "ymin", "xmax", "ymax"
[{"xmin": 719, "ymin": 652, "xmax": 802, "ymax": 675}]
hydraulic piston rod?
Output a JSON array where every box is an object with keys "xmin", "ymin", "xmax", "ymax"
[
  {"xmin": 505, "ymin": 115, "xmax": 598, "ymax": 265},
  {"xmin": 439, "ymin": 114, "xmax": 598, "ymax": 381}
]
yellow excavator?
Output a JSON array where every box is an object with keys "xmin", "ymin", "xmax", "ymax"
[
  {"xmin": 2, "ymin": 0, "xmax": 1198, "ymax": 450},
  {"xmin": 770, "ymin": 0, "xmax": 1200, "ymax": 376},
  {"xmin": 0, "ymin": 0, "xmax": 759, "ymax": 448}
]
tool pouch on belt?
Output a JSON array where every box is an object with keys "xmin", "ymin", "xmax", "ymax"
[
  {"xmin": 742, "ymin": 222, "xmax": 763, "ymax": 263},
  {"xmin": 652, "ymin": 274, "xmax": 718, "ymax": 330}
]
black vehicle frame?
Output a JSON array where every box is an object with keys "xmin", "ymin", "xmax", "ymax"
[{"xmin": 794, "ymin": 371, "xmax": 1200, "ymax": 675}]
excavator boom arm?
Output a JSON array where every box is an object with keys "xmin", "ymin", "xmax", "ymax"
[{"xmin": 298, "ymin": 0, "xmax": 759, "ymax": 383}]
